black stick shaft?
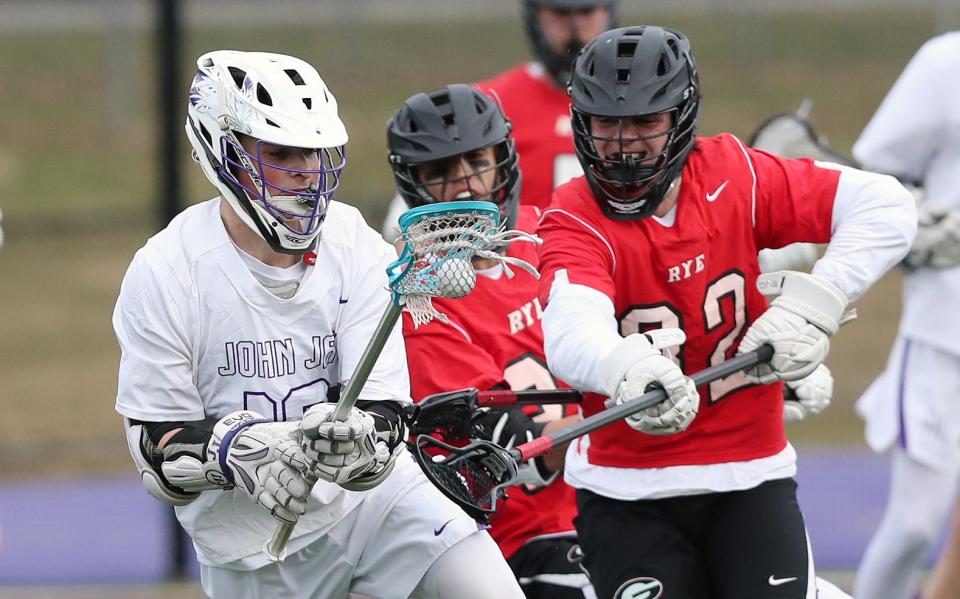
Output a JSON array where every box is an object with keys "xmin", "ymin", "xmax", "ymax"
[{"xmin": 516, "ymin": 345, "xmax": 773, "ymax": 460}]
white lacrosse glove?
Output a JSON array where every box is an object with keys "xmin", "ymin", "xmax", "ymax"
[
  {"xmin": 299, "ymin": 403, "xmax": 392, "ymax": 490},
  {"xmin": 207, "ymin": 411, "xmax": 312, "ymax": 524},
  {"xmin": 739, "ymin": 271, "xmax": 847, "ymax": 384},
  {"xmin": 783, "ymin": 363, "xmax": 833, "ymax": 422},
  {"xmin": 904, "ymin": 203, "xmax": 960, "ymax": 269},
  {"xmin": 601, "ymin": 329, "xmax": 699, "ymax": 436}
]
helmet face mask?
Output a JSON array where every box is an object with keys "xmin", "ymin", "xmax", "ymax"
[
  {"xmin": 403, "ymin": 140, "xmax": 517, "ymax": 210},
  {"xmin": 522, "ymin": 0, "xmax": 619, "ymax": 88},
  {"xmin": 185, "ymin": 51, "xmax": 348, "ymax": 255},
  {"xmin": 220, "ymin": 135, "xmax": 345, "ymax": 240},
  {"xmin": 387, "ymin": 84, "xmax": 521, "ymax": 230},
  {"xmin": 569, "ymin": 26, "xmax": 700, "ymax": 220}
]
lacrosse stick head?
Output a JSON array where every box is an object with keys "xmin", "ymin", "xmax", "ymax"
[
  {"xmin": 410, "ymin": 388, "xmax": 481, "ymax": 439},
  {"xmin": 410, "ymin": 434, "xmax": 519, "ymax": 522},
  {"xmin": 387, "ymin": 200, "xmax": 501, "ymax": 327}
]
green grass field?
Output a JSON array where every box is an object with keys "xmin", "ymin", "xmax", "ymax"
[{"xmin": 0, "ymin": 7, "xmax": 938, "ymax": 479}]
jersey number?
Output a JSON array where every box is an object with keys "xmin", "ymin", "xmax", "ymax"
[
  {"xmin": 503, "ymin": 353, "xmax": 566, "ymax": 422},
  {"xmin": 618, "ymin": 271, "xmax": 750, "ymax": 404}
]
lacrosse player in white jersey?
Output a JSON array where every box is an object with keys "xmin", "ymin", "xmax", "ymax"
[
  {"xmin": 112, "ymin": 50, "xmax": 523, "ymax": 599},
  {"xmin": 852, "ymin": 31, "xmax": 960, "ymax": 599}
]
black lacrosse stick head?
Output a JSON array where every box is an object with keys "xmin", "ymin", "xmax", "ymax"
[
  {"xmin": 410, "ymin": 388, "xmax": 479, "ymax": 440},
  {"xmin": 410, "ymin": 434, "xmax": 519, "ymax": 523}
]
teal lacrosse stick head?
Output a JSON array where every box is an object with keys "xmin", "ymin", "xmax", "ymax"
[{"xmin": 386, "ymin": 200, "xmax": 501, "ymax": 325}]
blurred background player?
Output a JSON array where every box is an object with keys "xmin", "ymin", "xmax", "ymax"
[
  {"xmin": 852, "ymin": 31, "xmax": 960, "ymax": 599},
  {"xmin": 381, "ymin": 0, "xmax": 618, "ymax": 240},
  {"xmin": 536, "ymin": 26, "xmax": 915, "ymax": 599},
  {"xmin": 386, "ymin": 83, "xmax": 594, "ymax": 599},
  {"xmin": 114, "ymin": 50, "xmax": 523, "ymax": 599}
]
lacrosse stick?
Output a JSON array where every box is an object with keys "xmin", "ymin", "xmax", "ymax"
[
  {"xmin": 411, "ymin": 387, "xmax": 583, "ymax": 440},
  {"xmin": 411, "ymin": 344, "xmax": 775, "ymax": 522},
  {"xmin": 264, "ymin": 200, "xmax": 540, "ymax": 561},
  {"xmin": 748, "ymin": 99, "xmax": 856, "ymax": 166}
]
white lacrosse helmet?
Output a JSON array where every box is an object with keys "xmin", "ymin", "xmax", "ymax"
[{"xmin": 185, "ymin": 50, "xmax": 348, "ymax": 254}]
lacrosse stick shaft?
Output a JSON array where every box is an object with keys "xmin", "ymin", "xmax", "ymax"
[
  {"xmin": 477, "ymin": 388, "xmax": 583, "ymax": 407},
  {"xmin": 265, "ymin": 301, "xmax": 403, "ymax": 561},
  {"xmin": 514, "ymin": 344, "xmax": 774, "ymax": 462}
]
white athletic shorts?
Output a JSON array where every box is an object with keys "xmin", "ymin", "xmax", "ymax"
[
  {"xmin": 857, "ymin": 335, "xmax": 960, "ymax": 472},
  {"xmin": 200, "ymin": 451, "xmax": 482, "ymax": 599}
]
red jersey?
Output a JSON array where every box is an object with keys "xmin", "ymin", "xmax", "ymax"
[
  {"xmin": 478, "ymin": 64, "xmax": 578, "ymax": 210},
  {"xmin": 537, "ymin": 133, "xmax": 840, "ymax": 469},
  {"xmin": 404, "ymin": 206, "xmax": 577, "ymax": 559}
]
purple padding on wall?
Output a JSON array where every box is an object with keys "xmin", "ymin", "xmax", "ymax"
[
  {"xmin": 0, "ymin": 475, "xmax": 173, "ymax": 585},
  {"xmin": 795, "ymin": 446, "xmax": 892, "ymax": 569},
  {"xmin": 0, "ymin": 448, "xmax": 945, "ymax": 584}
]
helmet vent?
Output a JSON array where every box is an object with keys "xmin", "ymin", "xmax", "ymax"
[
  {"xmin": 284, "ymin": 69, "xmax": 306, "ymax": 85},
  {"xmin": 227, "ymin": 67, "xmax": 247, "ymax": 90},
  {"xmin": 199, "ymin": 122, "xmax": 212, "ymax": 146},
  {"xmin": 302, "ymin": 97, "xmax": 312, "ymax": 109},
  {"xmin": 265, "ymin": 118, "xmax": 279, "ymax": 128},
  {"xmin": 256, "ymin": 83, "xmax": 273, "ymax": 106},
  {"xmin": 657, "ymin": 53, "xmax": 669, "ymax": 76},
  {"xmin": 666, "ymin": 38, "xmax": 680, "ymax": 59}
]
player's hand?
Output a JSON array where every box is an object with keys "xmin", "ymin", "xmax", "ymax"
[
  {"xmin": 602, "ymin": 330, "xmax": 699, "ymax": 436},
  {"xmin": 783, "ymin": 363, "xmax": 833, "ymax": 422},
  {"xmin": 471, "ymin": 407, "xmax": 557, "ymax": 488},
  {"xmin": 207, "ymin": 411, "xmax": 312, "ymax": 524},
  {"xmin": 904, "ymin": 203, "xmax": 960, "ymax": 269},
  {"xmin": 739, "ymin": 271, "xmax": 847, "ymax": 384},
  {"xmin": 299, "ymin": 403, "xmax": 391, "ymax": 489}
]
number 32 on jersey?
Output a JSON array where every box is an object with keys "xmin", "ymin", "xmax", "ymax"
[{"xmin": 619, "ymin": 270, "xmax": 751, "ymax": 404}]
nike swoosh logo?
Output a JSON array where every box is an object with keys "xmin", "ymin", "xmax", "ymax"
[
  {"xmin": 768, "ymin": 575, "xmax": 798, "ymax": 586},
  {"xmin": 434, "ymin": 518, "xmax": 455, "ymax": 536},
  {"xmin": 706, "ymin": 180, "xmax": 729, "ymax": 202}
]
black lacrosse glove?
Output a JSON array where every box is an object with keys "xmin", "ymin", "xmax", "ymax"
[{"xmin": 470, "ymin": 408, "xmax": 557, "ymax": 490}]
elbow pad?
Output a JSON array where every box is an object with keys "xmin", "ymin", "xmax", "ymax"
[{"xmin": 123, "ymin": 417, "xmax": 229, "ymax": 507}]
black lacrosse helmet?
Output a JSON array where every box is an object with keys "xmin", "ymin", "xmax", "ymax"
[
  {"xmin": 387, "ymin": 84, "xmax": 521, "ymax": 230},
  {"xmin": 570, "ymin": 25, "xmax": 701, "ymax": 220},
  {"xmin": 522, "ymin": 0, "xmax": 619, "ymax": 88}
]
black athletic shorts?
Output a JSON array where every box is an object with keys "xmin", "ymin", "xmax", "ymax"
[
  {"xmin": 574, "ymin": 478, "xmax": 813, "ymax": 599},
  {"xmin": 508, "ymin": 534, "xmax": 595, "ymax": 599}
]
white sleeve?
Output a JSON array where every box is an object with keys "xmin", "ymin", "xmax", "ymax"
[
  {"xmin": 542, "ymin": 270, "xmax": 623, "ymax": 394},
  {"xmin": 381, "ymin": 194, "xmax": 407, "ymax": 243},
  {"xmin": 852, "ymin": 38, "xmax": 947, "ymax": 181},
  {"xmin": 337, "ymin": 221, "xmax": 410, "ymax": 404},
  {"xmin": 811, "ymin": 163, "xmax": 917, "ymax": 301},
  {"xmin": 113, "ymin": 247, "xmax": 205, "ymax": 422}
]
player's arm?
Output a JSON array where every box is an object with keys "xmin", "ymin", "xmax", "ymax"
[
  {"xmin": 124, "ymin": 414, "xmax": 311, "ymax": 523},
  {"xmin": 740, "ymin": 150, "xmax": 916, "ymax": 383},
  {"xmin": 852, "ymin": 40, "xmax": 959, "ymax": 271},
  {"xmin": 113, "ymin": 251, "xmax": 310, "ymax": 517},
  {"xmin": 538, "ymin": 209, "xmax": 699, "ymax": 436}
]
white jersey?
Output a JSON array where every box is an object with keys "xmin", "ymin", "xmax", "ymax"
[
  {"xmin": 113, "ymin": 198, "xmax": 409, "ymax": 566},
  {"xmin": 853, "ymin": 31, "xmax": 960, "ymax": 356}
]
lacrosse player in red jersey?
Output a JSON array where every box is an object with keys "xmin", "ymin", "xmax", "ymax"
[
  {"xmin": 113, "ymin": 50, "xmax": 523, "ymax": 599},
  {"xmin": 536, "ymin": 26, "xmax": 916, "ymax": 599},
  {"xmin": 387, "ymin": 83, "xmax": 594, "ymax": 599},
  {"xmin": 382, "ymin": 0, "xmax": 617, "ymax": 240},
  {"xmin": 852, "ymin": 31, "xmax": 960, "ymax": 599}
]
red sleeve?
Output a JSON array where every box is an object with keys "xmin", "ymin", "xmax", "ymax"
[
  {"xmin": 750, "ymin": 148, "xmax": 840, "ymax": 250},
  {"xmin": 402, "ymin": 312, "xmax": 506, "ymax": 401},
  {"xmin": 536, "ymin": 200, "xmax": 617, "ymax": 306}
]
